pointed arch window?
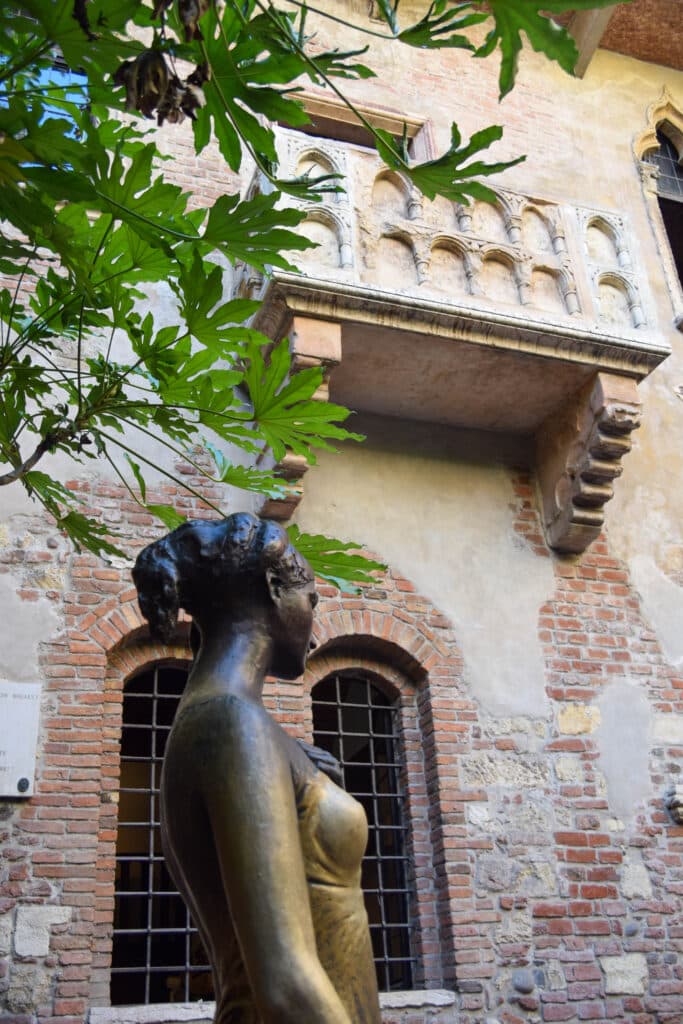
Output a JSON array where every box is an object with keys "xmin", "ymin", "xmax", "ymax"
[
  {"xmin": 111, "ymin": 663, "xmax": 213, "ymax": 1005},
  {"xmin": 311, "ymin": 672, "xmax": 417, "ymax": 992}
]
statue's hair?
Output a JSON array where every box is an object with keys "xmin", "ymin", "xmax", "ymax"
[{"xmin": 132, "ymin": 513, "xmax": 313, "ymax": 643}]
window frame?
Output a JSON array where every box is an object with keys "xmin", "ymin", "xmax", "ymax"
[{"xmin": 634, "ymin": 89, "xmax": 683, "ymax": 331}]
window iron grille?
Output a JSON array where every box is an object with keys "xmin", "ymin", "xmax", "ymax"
[
  {"xmin": 112, "ymin": 664, "xmax": 213, "ymax": 1005},
  {"xmin": 646, "ymin": 128, "xmax": 683, "ymax": 200},
  {"xmin": 312, "ymin": 673, "xmax": 417, "ymax": 992},
  {"xmin": 646, "ymin": 128, "xmax": 683, "ymax": 285},
  {"xmin": 113, "ymin": 664, "xmax": 417, "ymax": 1002}
]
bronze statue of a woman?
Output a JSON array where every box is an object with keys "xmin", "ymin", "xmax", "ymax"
[{"xmin": 133, "ymin": 514, "xmax": 382, "ymax": 1024}]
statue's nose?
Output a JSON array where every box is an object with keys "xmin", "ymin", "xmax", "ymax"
[{"xmin": 309, "ymin": 638, "xmax": 317, "ymax": 651}]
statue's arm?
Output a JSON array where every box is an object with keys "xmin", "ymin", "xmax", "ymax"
[
  {"xmin": 205, "ymin": 703, "xmax": 351, "ymax": 1024},
  {"xmin": 296, "ymin": 739, "xmax": 343, "ymax": 786}
]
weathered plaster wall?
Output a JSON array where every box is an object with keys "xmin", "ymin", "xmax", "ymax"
[
  {"xmin": 595, "ymin": 679, "xmax": 654, "ymax": 821},
  {"xmin": 295, "ymin": 415, "xmax": 555, "ymax": 717}
]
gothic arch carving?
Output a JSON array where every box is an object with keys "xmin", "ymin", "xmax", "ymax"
[
  {"xmin": 597, "ymin": 270, "xmax": 645, "ymax": 328},
  {"xmin": 298, "ymin": 206, "xmax": 349, "ymax": 269},
  {"xmin": 371, "ymin": 169, "xmax": 412, "ymax": 219},
  {"xmin": 296, "ymin": 146, "xmax": 339, "ymax": 176},
  {"xmin": 633, "ymin": 86, "xmax": 683, "ymax": 161}
]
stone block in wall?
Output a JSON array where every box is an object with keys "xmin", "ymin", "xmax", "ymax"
[
  {"xmin": 6, "ymin": 961, "xmax": 52, "ymax": 1013},
  {"xmin": 14, "ymin": 905, "xmax": 71, "ymax": 957},
  {"xmin": 600, "ymin": 952, "xmax": 648, "ymax": 995},
  {"xmin": 536, "ymin": 372, "xmax": 642, "ymax": 553},
  {"xmin": 557, "ymin": 703, "xmax": 601, "ymax": 735},
  {"xmin": 461, "ymin": 753, "xmax": 550, "ymax": 789},
  {"xmin": 621, "ymin": 857, "xmax": 653, "ymax": 899},
  {"xmin": 0, "ymin": 913, "xmax": 12, "ymax": 957}
]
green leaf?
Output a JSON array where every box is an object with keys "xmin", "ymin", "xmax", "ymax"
[
  {"xmin": 379, "ymin": 122, "xmax": 525, "ymax": 203},
  {"xmin": 22, "ymin": 472, "xmax": 75, "ymax": 515},
  {"xmin": 205, "ymin": 442, "xmax": 286, "ymax": 498},
  {"xmin": 58, "ymin": 510, "xmax": 124, "ymax": 559},
  {"xmin": 174, "ymin": 249, "xmax": 260, "ymax": 347},
  {"xmin": 287, "ymin": 525, "xmax": 386, "ymax": 592},
  {"xmin": 22, "ymin": 471, "xmax": 124, "ymax": 558},
  {"xmin": 243, "ymin": 338, "xmax": 364, "ymax": 463},
  {"xmin": 125, "ymin": 455, "xmax": 147, "ymax": 502},
  {"xmin": 372, "ymin": 0, "xmax": 399, "ymax": 35},
  {"xmin": 147, "ymin": 504, "xmax": 187, "ymax": 531},
  {"xmin": 203, "ymin": 192, "xmax": 315, "ymax": 272},
  {"xmin": 398, "ymin": 3, "xmax": 487, "ymax": 50},
  {"xmin": 19, "ymin": 0, "xmax": 143, "ymax": 78},
  {"xmin": 480, "ymin": 0, "xmax": 627, "ymax": 99}
]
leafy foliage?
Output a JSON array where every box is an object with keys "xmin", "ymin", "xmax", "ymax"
[
  {"xmin": 478, "ymin": 0, "xmax": 628, "ymax": 99},
  {"xmin": 371, "ymin": 0, "xmax": 628, "ymax": 99},
  {"xmin": 287, "ymin": 525, "xmax": 386, "ymax": 592},
  {"xmin": 375, "ymin": 123, "xmax": 525, "ymax": 203},
  {"xmin": 0, "ymin": 0, "xmax": 626, "ymax": 587}
]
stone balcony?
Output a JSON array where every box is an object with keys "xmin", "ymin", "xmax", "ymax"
[{"xmin": 234, "ymin": 127, "xmax": 670, "ymax": 553}]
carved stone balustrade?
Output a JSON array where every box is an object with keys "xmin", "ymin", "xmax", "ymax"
[{"xmin": 234, "ymin": 128, "xmax": 670, "ymax": 548}]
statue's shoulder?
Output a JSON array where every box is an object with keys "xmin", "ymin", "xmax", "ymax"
[{"xmin": 176, "ymin": 691, "xmax": 276, "ymax": 735}]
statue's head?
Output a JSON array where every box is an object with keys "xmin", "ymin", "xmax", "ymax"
[{"xmin": 132, "ymin": 514, "xmax": 317, "ymax": 678}]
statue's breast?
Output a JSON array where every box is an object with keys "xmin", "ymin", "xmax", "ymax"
[{"xmin": 298, "ymin": 773, "xmax": 368, "ymax": 887}]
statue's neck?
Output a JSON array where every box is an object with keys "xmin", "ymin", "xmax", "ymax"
[{"xmin": 183, "ymin": 615, "xmax": 273, "ymax": 706}]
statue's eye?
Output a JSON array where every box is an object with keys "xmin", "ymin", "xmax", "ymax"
[{"xmin": 310, "ymin": 591, "xmax": 319, "ymax": 609}]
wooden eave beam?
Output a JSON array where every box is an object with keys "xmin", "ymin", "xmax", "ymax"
[{"xmin": 568, "ymin": 8, "xmax": 617, "ymax": 77}]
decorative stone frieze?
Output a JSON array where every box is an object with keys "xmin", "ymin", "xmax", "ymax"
[
  {"xmin": 536, "ymin": 372, "xmax": 642, "ymax": 553},
  {"xmin": 242, "ymin": 127, "xmax": 659, "ymax": 338}
]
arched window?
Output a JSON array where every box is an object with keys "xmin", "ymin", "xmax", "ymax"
[
  {"xmin": 111, "ymin": 664, "xmax": 213, "ymax": 1005},
  {"xmin": 645, "ymin": 126, "xmax": 683, "ymax": 284},
  {"xmin": 311, "ymin": 672, "xmax": 417, "ymax": 992}
]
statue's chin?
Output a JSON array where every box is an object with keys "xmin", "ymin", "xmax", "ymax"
[{"xmin": 271, "ymin": 652, "xmax": 306, "ymax": 681}]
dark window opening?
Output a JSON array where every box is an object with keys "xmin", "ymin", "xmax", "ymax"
[
  {"xmin": 112, "ymin": 664, "xmax": 213, "ymax": 1006},
  {"xmin": 312, "ymin": 673, "xmax": 417, "ymax": 992},
  {"xmin": 646, "ymin": 126, "xmax": 683, "ymax": 285},
  {"xmin": 282, "ymin": 113, "xmax": 399, "ymax": 152},
  {"xmin": 660, "ymin": 196, "xmax": 683, "ymax": 284}
]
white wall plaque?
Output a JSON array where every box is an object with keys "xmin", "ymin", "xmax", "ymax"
[{"xmin": 0, "ymin": 681, "xmax": 42, "ymax": 797}]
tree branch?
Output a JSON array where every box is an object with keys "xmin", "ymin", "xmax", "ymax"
[{"xmin": 0, "ymin": 434, "xmax": 56, "ymax": 485}]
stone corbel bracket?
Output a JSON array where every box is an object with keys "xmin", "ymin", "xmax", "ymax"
[
  {"xmin": 260, "ymin": 316, "xmax": 342, "ymax": 522},
  {"xmin": 536, "ymin": 373, "xmax": 642, "ymax": 553}
]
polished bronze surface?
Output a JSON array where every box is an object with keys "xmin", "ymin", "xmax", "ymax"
[{"xmin": 133, "ymin": 514, "xmax": 381, "ymax": 1024}]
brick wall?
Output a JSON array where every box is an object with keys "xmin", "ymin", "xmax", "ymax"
[{"xmin": 2, "ymin": 466, "xmax": 682, "ymax": 1024}]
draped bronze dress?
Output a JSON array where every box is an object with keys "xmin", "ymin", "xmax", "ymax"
[{"xmin": 160, "ymin": 694, "xmax": 381, "ymax": 1024}]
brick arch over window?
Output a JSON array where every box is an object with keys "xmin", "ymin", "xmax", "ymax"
[
  {"xmin": 300, "ymin": 586, "xmax": 483, "ymax": 992},
  {"xmin": 40, "ymin": 563, "xmax": 492, "ymax": 1011},
  {"xmin": 37, "ymin": 571, "xmax": 197, "ymax": 1010}
]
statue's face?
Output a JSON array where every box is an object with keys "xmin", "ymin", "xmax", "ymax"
[{"xmin": 271, "ymin": 579, "xmax": 318, "ymax": 679}]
